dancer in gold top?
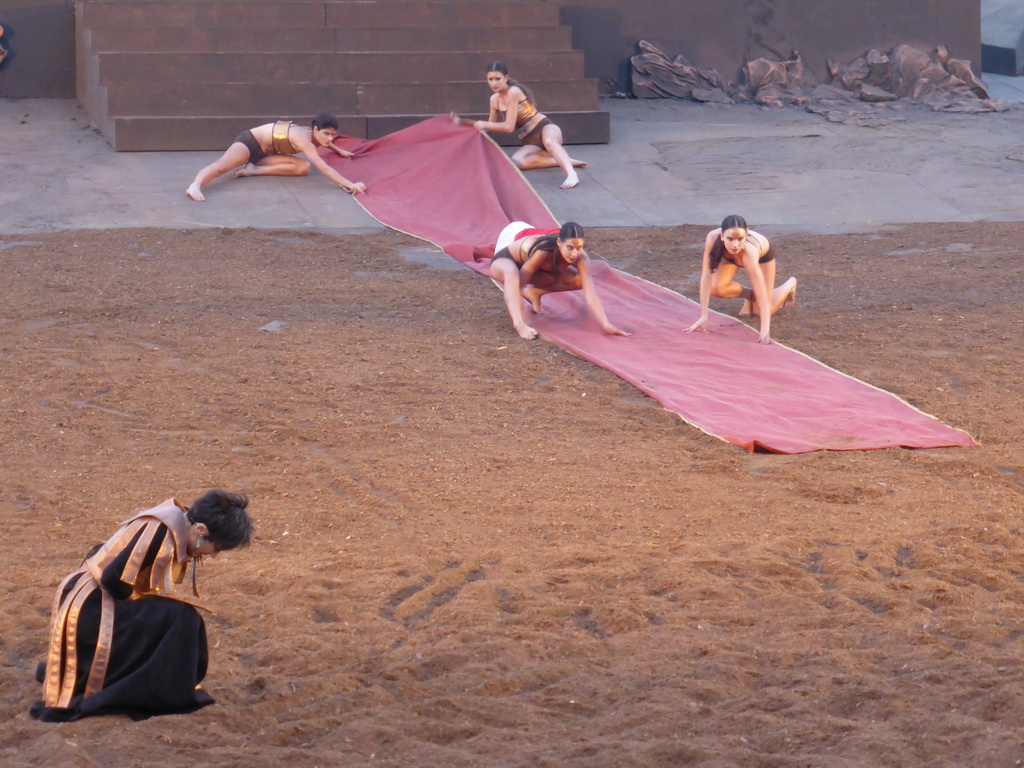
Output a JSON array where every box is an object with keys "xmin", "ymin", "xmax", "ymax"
[
  {"xmin": 186, "ymin": 112, "xmax": 366, "ymax": 201},
  {"xmin": 471, "ymin": 61, "xmax": 587, "ymax": 189}
]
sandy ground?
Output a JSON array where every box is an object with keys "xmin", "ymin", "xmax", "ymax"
[{"xmin": 1, "ymin": 223, "xmax": 1023, "ymax": 767}]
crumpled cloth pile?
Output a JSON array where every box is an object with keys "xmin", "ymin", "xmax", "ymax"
[
  {"xmin": 630, "ymin": 40, "xmax": 733, "ymax": 102},
  {"xmin": 631, "ymin": 40, "xmax": 1006, "ymax": 118}
]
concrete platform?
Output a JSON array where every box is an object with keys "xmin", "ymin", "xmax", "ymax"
[
  {"xmin": 3, "ymin": 79, "xmax": 1024, "ymax": 237},
  {"xmin": 982, "ymin": 0, "xmax": 1024, "ymax": 74},
  {"xmin": 103, "ymin": 110, "xmax": 609, "ymax": 151}
]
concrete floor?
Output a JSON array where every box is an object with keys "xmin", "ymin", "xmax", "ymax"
[{"xmin": 2, "ymin": 74, "xmax": 1023, "ymax": 238}]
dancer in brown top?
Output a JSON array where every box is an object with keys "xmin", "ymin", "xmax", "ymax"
[
  {"xmin": 471, "ymin": 61, "xmax": 586, "ymax": 189},
  {"xmin": 30, "ymin": 490, "xmax": 253, "ymax": 722},
  {"xmin": 186, "ymin": 113, "xmax": 366, "ymax": 201},
  {"xmin": 685, "ymin": 215, "xmax": 797, "ymax": 344}
]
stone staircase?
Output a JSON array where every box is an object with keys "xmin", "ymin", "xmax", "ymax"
[{"xmin": 75, "ymin": 0, "xmax": 610, "ymax": 151}]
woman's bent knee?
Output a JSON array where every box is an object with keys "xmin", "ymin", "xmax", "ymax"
[{"xmin": 490, "ymin": 262, "xmax": 516, "ymax": 284}]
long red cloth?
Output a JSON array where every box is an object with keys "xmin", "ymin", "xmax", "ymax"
[{"xmin": 325, "ymin": 116, "xmax": 975, "ymax": 453}]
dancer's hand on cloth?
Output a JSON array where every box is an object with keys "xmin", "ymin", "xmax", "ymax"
[
  {"xmin": 684, "ymin": 317, "xmax": 708, "ymax": 333},
  {"xmin": 450, "ymin": 112, "xmax": 479, "ymax": 128}
]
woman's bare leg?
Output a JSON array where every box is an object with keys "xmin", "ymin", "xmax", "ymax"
[
  {"xmin": 512, "ymin": 148, "xmax": 587, "ymax": 170},
  {"xmin": 743, "ymin": 259, "xmax": 774, "ymax": 316},
  {"xmin": 522, "ymin": 271, "xmax": 582, "ymax": 312},
  {"xmin": 711, "ymin": 264, "xmax": 753, "ymax": 315},
  {"xmin": 511, "ymin": 144, "xmax": 546, "ymax": 169},
  {"xmin": 540, "ymin": 124, "xmax": 582, "ymax": 189},
  {"xmin": 772, "ymin": 277, "xmax": 798, "ymax": 312},
  {"xmin": 522, "ymin": 285, "xmax": 547, "ymax": 313},
  {"xmin": 514, "ymin": 152, "xmax": 587, "ymax": 170},
  {"xmin": 511, "ymin": 127, "xmax": 586, "ymax": 189},
  {"xmin": 490, "ymin": 260, "xmax": 538, "ymax": 340},
  {"xmin": 744, "ymin": 260, "xmax": 796, "ymax": 315},
  {"xmin": 186, "ymin": 143, "xmax": 251, "ymax": 201},
  {"xmin": 234, "ymin": 155, "xmax": 310, "ymax": 178}
]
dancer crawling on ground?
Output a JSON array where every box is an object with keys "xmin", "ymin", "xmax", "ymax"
[
  {"xmin": 471, "ymin": 61, "xmax": 587, "ymax": 189},
  {"xmin": 186, "ymin": 112, "xmax": 366, "ymax": 201},
  {"xmin": 30, "ymin": 490, "xmax": 254, "ymax": 722},
  {"xmin": 490, "ymin": 220, "xmax": 630, "ymax": 340},
  {"xmin": 685, "ymin": 215, "xmax": 797, "ymax": 345}
]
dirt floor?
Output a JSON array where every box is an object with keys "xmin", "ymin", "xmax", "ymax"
[{"xmin": 1, "ymin": 223, "xmax": 1022, "ymax": 767}]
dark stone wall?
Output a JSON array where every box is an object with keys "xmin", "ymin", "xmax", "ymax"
[
  {"xmin": 561, "ymin": 0, "xmax": 982, "ymax": 88},
  {"xmin": 0, "ymin": 0, "xmax": 76, "ymax": 98},
  {"xmin": 1, "ymin": 0, "xmax": 982, "ymax": 99}
]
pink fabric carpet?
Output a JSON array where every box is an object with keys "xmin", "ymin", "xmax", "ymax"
[{"xmin": 324, "ymin": 116, "xmax": 975, "ymax": 453}]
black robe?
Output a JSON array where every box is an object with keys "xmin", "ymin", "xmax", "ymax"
[{"xmin": 31, "ymin": 503, "xmax": 214, "ymax": 722}]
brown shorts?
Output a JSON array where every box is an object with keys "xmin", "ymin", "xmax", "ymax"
[
  {"xmin": 519, "ymin": 117, "xmax": 553, "ymax": 148},
  {"xmin": 234, "ymin": 130, "xmax": 268, "ymax": 164}
]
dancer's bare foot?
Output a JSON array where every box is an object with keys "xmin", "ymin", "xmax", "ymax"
[
  {"xmin": 570, "ymin": 158, "xmax": 587, "ymax": 168},
  {"xmin": 772, "ymin": 277, "xmax": 797, "ymax": 312},
  {"xmin": 523, "ymin": 286, "xmax": 545, "ymax": 313},
  {"xmin": 234, "ymin": 163, "xmax": 258, "ymax": 178},
  {"xmin": 561, "ymin": 170, "xmax": 580, "ymax": 189},
  {"xmin": 739, "ymin": 298, "xmax": 753, "ymax": 317},
  {"xmin": 185, "ymin": 183, "xmax": 205, "ymax": 202},
  {"xmin": 513, "ymin": 321, "xmax": 538, "ymax": 340},
  {"xmin": 782, "ymin": 277, "xmax": 797, "ymax": 308}
]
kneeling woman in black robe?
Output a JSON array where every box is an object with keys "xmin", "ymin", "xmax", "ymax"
[{"xmin": 31, "ymin": 489, "xmax": 254, "ymax": 722}]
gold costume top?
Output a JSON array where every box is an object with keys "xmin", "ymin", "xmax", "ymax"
[
  {"xmin": 271, "ymin": 119, "xmax": 299, "ymax": 154},
  {"xmin": 499, "ymin": 96, "xmax": 547, "ymax": 143},
  {"xmin": 500, "ymin": 97, "xmax": 539, "ymax": 129},
  {"xmin": 42, "ymin": 499, "xmax": 199, "ymax": 709}
]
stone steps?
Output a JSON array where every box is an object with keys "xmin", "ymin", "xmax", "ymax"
[
  {"xmin": 83, "ymin": 26, "xmax": 573, "ymax": 54},
  {"xmin": 78, "ymin": 0, "xmax": 561, "ymax": 29},
  {"xmin": 94, "ymin": 51, "xmax": 584, "ymax": 84},
  {"xmin": 99, "ymin": 79, "xmax": 597, "ymax": 116},
  {"xmin": 76, "ymin": 0, "xmax": 609, "ymax": 150}
]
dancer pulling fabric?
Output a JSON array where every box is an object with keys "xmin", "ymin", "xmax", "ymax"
[
  {"xmin": 321, "ymin": 116, "xmax": 974, "ymax": 452},
  {"xmin": 490, "ymin": 221, "xmax": 630, "ymax": 340},
  {"xmin": 186, "ymin": 113, "xmax": 366, "ymax": 201},
  {"xmin": 469, "ymin": 61, "xmax": 587, "ymax": 189},
  {"xmin": 30, "ymin": 490, "xmax": 254, "ymax": 722}
]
